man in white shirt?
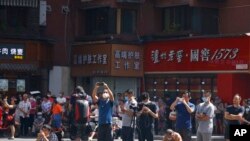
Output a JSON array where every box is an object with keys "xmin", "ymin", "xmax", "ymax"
[
  {"xmin": 18, "ymin": 93, "xmax": 31, "ymax": 136},
  {"xmin": 41, "ymin": 95, "xmax": 52, "ymax": 124},
  {"xmin": 120, "ymin": 89, "xmax": 137, "ymax": 141},
  {"xmin": 196, "ymin": 91, "xmax": 215, "ymax": 141}
]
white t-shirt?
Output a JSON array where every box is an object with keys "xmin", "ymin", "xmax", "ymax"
[
  {"xmin": 196, "ymin": 102, "xmax": 215, "ymax": 133},
  {"xmin": 93, "ymin": 108, "xmax": 99, "ymax": 122},
  {"xmin": 121, "ymin": 99, "xmax": 137, "ymax": 127},
  {"xmin": 56, "ymin": 97, "xmax": 66, "ymax": 104},
  {"xmin": 18, "ymin": 100, "xmax": 31, "ymax": 118}
]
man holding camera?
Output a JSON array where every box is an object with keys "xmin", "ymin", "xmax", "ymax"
[
  {"xmin": 137, "ymin": 92, "xmax": 158, "ymax": 141},
  {"xmin": 119, "ymin": 89, "xmax": 137, "ymax": 141},
  {"xmin": 170, "ymin": 91, "xmax": 195, "ymax": 141},
  {"xmin": 92, "ymin": 82, "xmax": 114, "ymax": 141}
]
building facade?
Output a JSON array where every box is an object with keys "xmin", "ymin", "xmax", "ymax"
[
  {"xmin": 1, "ymin": 0, "xmax": 250, "ymax": 102},
  {"xmin": 142, "ymin": 0, "xmax": 250, "ymax": 102},
  {"xmin": 0, "ymin": 0, "xmax": 53, "ymax": 97}
]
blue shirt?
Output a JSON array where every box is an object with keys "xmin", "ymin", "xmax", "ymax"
[
  {"xmin": 175, "ymin": 101, "xmax": 195, "ymax": 130},
  {"xmin": 97, "ymin": 99, "xmax": 113, "ymax": 125}
]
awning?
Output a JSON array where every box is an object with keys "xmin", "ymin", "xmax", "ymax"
[
  {"xmin": 0, "ymin": 63, "xmax": 38, "ymax": 71},
  {"xmin": 0, "ymin": 0, "xmax": 38, "ymax": 8}
]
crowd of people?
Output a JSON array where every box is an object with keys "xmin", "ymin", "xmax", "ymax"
[{"xmin": 0, "ymin": 82, "xmax": 250, "ymax": 141}]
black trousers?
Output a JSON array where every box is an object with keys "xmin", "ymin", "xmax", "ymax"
[
  {"xmin": 121, "ymin": 126, "xmax": 133, "ymax": 141},
  {"xmin": 138, "ymin": 125, "xmax": 153, "ymax": 141},
  {"xmin": 20, "ymin": 116, "xmax": 29, "ymax": 136},
  {"xmin": 98, "ymin": 124, "xmax": 113, "ymax": 141}
]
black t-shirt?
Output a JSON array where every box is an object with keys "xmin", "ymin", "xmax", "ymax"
[
  {"xmin": 138, "ymin": 102, "xmax": 157, "ymax": 127},
  {"xmin": 225, "ymin": 105, "xmax": 244, "ymax": 125},
  {"xmin": 243, "ymin": 105, "xmax": 250, "ymax": 121}
]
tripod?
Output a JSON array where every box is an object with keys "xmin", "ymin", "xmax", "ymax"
[{"xmin": 130, "ymin": 110, "xmax": 142, "ymax": 141}]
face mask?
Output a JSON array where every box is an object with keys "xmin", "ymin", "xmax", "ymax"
[
  {"xmin": 202, "ymin": 97, "xmax": 208, "ymax": 103},
  {"xmin": 124, "ymin": 96, "xmax": 128, "ymax": 101},
  {"xmin": 102, "ymin": 93, "xmax": 109, "ymax": 99},
  {"xmin": 37, "ymin": 116, "xmax": 42, "ymax": 119}
]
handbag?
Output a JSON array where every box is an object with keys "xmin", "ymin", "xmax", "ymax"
[
  {"xmin": 6, "ymin": 115, "xmax": 14, "ymax": 121},
  {"xmin": 169, "ymin": 110, "xmax": 176, "ymax": 121}
]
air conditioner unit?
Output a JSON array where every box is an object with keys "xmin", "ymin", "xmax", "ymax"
[{"xmin": 62, "ymin": 6, "xmax": 70, "ymax": 14}]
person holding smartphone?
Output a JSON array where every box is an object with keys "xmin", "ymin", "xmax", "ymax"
[
  {"xmin": 92, "ymin": 82, "xmax": 114, "ymax": 141},
  {"xmin": 170, "ymin": 91, "xmax": 195, "ymax": 141}
]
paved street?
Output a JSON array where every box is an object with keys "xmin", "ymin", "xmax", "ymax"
[
  {"xmin": 0, "ymin": 135, "xmax": 225, "ymax": 141},
  {"xmin": 0, "ymin": 138, "xmax": 162, "ymax": 141}
]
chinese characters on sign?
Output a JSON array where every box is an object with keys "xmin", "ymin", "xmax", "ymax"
[
  {"xmin": 73, "ymin": 54, "xmax": 108, "ymax": 65},
  {"xmin": 114, "ymin": 50, "xmax": 141, "ymax": 70},
  {"xmin": 0, "ymin": 44, "xmax": 25, "ymax": 60},
  {"xmin": 151, "ymin": 48, "xmax": 239, "ymax": 64}
]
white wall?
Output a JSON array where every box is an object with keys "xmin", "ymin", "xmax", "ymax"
[{"xmin": 49, "ymin": 66, "xmax": 72, "ymax": 96}]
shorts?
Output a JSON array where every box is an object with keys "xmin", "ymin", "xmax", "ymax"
[{"xmin": 51, "ymin": 114, "xmax": 62, "ymax": 128}]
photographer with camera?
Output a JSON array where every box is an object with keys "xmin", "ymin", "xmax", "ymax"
[
  {"xmin": 92, "ymin": 82, "xmax": 114, "ymax": 141},
  {"xmin": 119, "ymin": 89, "xmax": 137, "ymax": 141},
  {"xmin": 170, "ymin": 91, "xmax": 195, "ymax": 141},
  {"xmin": 137, "ymin": 92, "xmax": 158, "ymax": 141}
]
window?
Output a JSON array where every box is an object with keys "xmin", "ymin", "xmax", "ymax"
[
  {"xmin": 163, "ymin": 6, "xmax": 218, "ymax": 35},
  {"xmin": 17, "ymin": 79, "xmax": 25, "ymax": 92},
  {"xmin": 192, "ymin": 8, "xmax": 218, "ymax": 34},
  {"xmin": 85, "ymin": 7, "xmax": 116, "ymax": 35},
  {"xmin": 0, "ymin": 7, "xmax": 28, "ymax": 31},
  {"xmin": 163, "ymin": 6, "xmax": 190, "ymax": 33},
  {"xmin": 0, "ymin": 79, "xmax": 8, "ymax": 91},
  {"xmin": 121, "ymin": 9, "xmax": 137, "ymax": 34}
]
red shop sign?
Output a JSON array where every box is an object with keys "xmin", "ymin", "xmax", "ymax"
[{"xmin": 144, "ymin": 36, "xmax": 250, "ymax": 72}]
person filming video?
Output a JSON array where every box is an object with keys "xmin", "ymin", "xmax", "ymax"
[{"xmin": 119, "ymin": 89, "xmax": 137, "ymax": 141}]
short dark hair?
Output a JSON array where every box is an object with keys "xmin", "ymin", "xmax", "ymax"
[
  {"xmin": 183, "ymin": 90, "xmax": 191, "ymax": 98},
  {"xmin": 141, "ymin": 92, "xmax": 150, "ymax": 100},
  {"xmin": 75, "ymin": 86, "xmax": 84, "ymax": 93},
  {"xmin": 125, "ymin": 89, "xmax": 134, "ymax": 95}
]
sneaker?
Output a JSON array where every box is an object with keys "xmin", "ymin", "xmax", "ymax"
[{"xmin": 8, "ymin": 137, "xmax": 15, "ymax": 140}]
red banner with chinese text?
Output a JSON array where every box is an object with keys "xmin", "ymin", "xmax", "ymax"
[{"xmin": 144, "ymin": 36, "xmax": 250, "ymax": 72}]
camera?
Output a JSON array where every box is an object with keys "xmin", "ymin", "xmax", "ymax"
[
  {"xmin": 129, "ymin": 102, "xmax": 144, "ymax": 112},
  {"xmin": 97, "ymin": 82, "xmax": 104, "ymax": 86},
  {"xmin": 129, "ymin": 103, "xmax": 138, "ymax": 111}
]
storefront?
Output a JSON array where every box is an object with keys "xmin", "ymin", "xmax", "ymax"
[
  {"xmin": 71, "ymin": 43, "xmax": 143, "ymax": 99},
  {"xmin": 0, "ymin": 39, "xmax": 53, "ymax": 97},
  {"xmin": 144, "ymin": 35, "xmax": 250, "ymax": 103}
]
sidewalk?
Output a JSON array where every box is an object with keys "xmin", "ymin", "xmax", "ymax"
[{"xmin": 153, "ymin": 134, "xmax": 224, "ymax": 141}]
